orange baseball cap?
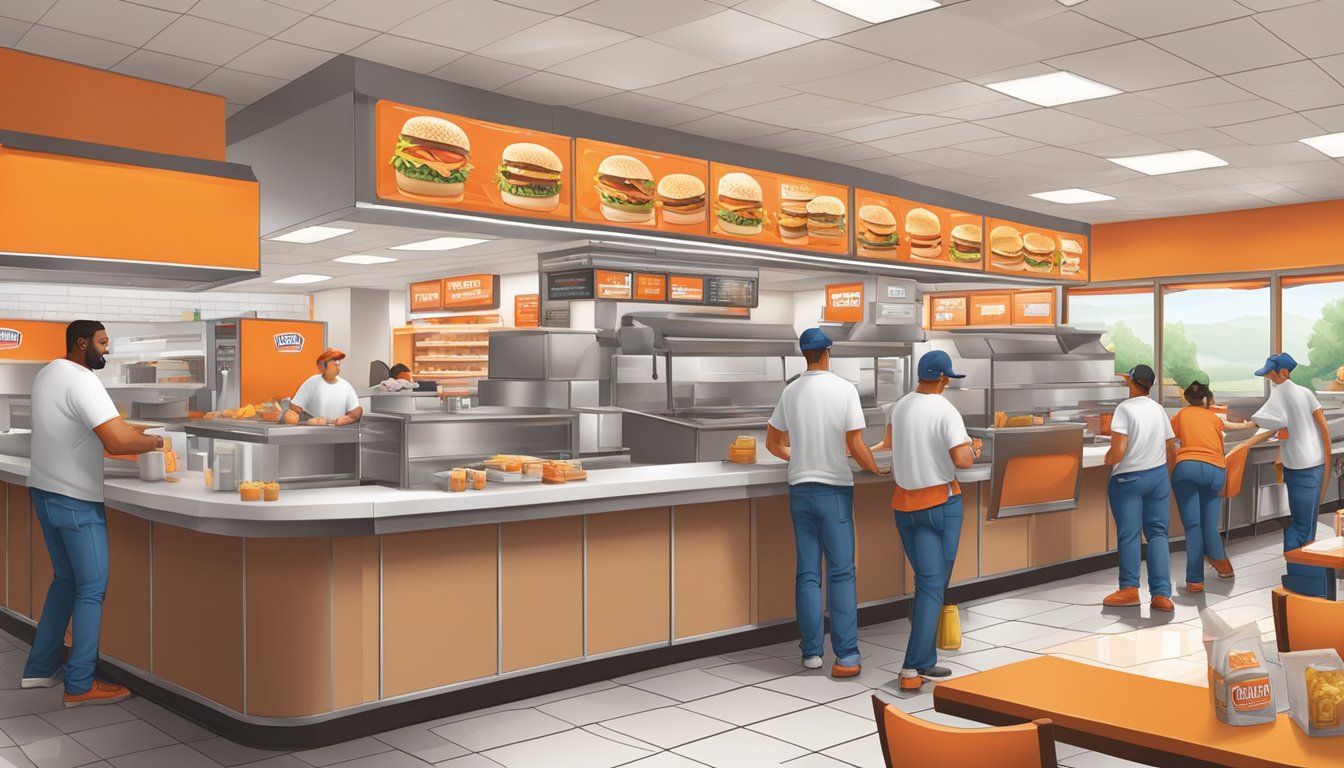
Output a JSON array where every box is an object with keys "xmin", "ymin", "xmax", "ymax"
[{"xmin": 316, "ymin": 348, "xmax": 346, "ymax": 367}]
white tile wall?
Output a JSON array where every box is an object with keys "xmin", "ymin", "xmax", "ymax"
[{"xmin": 0, "ymin": 283, "xmax": 310, "ymax": 322}]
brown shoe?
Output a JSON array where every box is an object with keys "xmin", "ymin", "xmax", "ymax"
[
  {"xmin": 1151, "ymin": 596, "xmax": 1175, "ymax": 612},
  {"xmin": 1186, "ymin": 582, "xmax": 1205, "ymax": 593},
  {"xmin": 831, "ymin": 662, "xmax": 861, "ymax": 678},
  {"xmin": 1208, "ymin": 557, "xmax": 1234, "ymax": 579},
  {"xmin": 64, "ymin": 680, "xmax": 131, "ymax": 708},
  {"xmin": 1103, "ymin": 587, "xmax": 1141, "ymax": 607}
]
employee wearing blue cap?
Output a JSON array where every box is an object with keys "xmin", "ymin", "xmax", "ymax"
[
  {"xmin": 767, "ymin": 328, "xmax": 885, "ymax": 678},
  {"xmin": 869, "ymin": 349, "xmax": 979, "ymax": 691},
  {"xmin": 1242, "ymin": 353, "xmax": 1333, "ymax": 598}
]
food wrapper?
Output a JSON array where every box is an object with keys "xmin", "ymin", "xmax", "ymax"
[
  {"xmin": 1282, "ymin": 649, "xmax": 1344, "ymax": 737},
  {"xmin": 1200, "ymin": 605, "xmax": 1277, "ymax": 726}
]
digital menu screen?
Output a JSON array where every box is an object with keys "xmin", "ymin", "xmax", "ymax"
[
  {"xmin": 705, "ymin": 276, "xmax": 758, "ymax": 307},
  {"xmin": 546, "ymin": 269, "xmax": 595, "ymax": 300},
  {"xmin": 575, "ymin": 139, "xmax": 709, "ymax": 235},
  {"xmin": 984, "ymin": 217, "xmax": 1088, "ymax": 281},
  {"xmin": 669, "ymin": 275, "xmax": 704, "ymax": 303},
  {"xmin": 634, "ymin": 273, "xmax": 667, "ymax": 302},
  {"xmin": 594, "ymin": 270, "xmax": 633, "ymax": 300},
  {"xmin": 709, "ymin": 163, "xmax": 850, "ymax": 256},
  {"xmin": 853, "ymin": 189, "xmax": 983, "ymax": 272}
]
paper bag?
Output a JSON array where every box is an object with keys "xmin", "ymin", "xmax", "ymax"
[{"xmin": 1200, "ymin": 605, "xmax": 1276, "ymax": 726}]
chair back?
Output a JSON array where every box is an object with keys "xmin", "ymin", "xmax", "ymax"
[
  {"xmin": 369, "ymin": 359, "xmax": 391, "ymax": 386},
  {"xmin": 1221, "ymin": 442, "xmax": 1251, "ymax": 499},
  {"xmin": 1271, "ymin": 587, "xmax": 1344, "ymax": 658},
  {"xmin": 871, "ymin": 696, "xmax": 1057, "ymax": 768}
]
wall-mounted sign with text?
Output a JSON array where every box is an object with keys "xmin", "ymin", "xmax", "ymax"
[
  {"xmin": 409, "ymin": 279, "xmax": 442, "ymax": 313},
  {"xmin": 824, "ymin": 282, "xmax": 865, "ymax": 323},
  {"xmin": 514, "ymin": 293, "xmax": 540, "ymax": 327},
  {"xmin": 408, "ymin": 274, "xmax": 500, "ymax": 312}
]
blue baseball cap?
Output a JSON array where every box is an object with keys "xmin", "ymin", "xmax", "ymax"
[
  {"xmin": 1121, "ymin": 364, "xmax": 1155, "ymax": 387},
  {"xmin": 918, "ymin": 349, "xmax": 965, "ymax": 381},
  {"xmin": 1254, "ymin": 353, "xmax": 1297, "ymax": 376},
  {"xmin": 799, "ymin": 328, "xmax": 832, "ymax": 351}
]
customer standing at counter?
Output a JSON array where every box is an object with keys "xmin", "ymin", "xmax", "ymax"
[
  {"xmin": 284, "ymin": 348, "xmax": 363, "ymax": 426},
  {"xmin": 25, "ymin": 320, "xmax": 165, "ymax": 707},
  {"xmin": 870, "ymin": 350, "xmax": 980, "ymax": 691},
  {"xmin": 1102, "ymin": 364, "xmax": 1176, "ymax": 612},
  {"xmin": 766, "ymin": 328, "xmax": 885, "ymax": 678},
  {"xmin": 1170, "ymin": 381, "xmax": 1238, "ymax": 590}
]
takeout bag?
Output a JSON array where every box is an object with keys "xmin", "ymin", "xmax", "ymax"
[
  {"xmin": 1282, "ymin": 649, "xmax": 1344, "ymax": 738},
  {"xmin": 1200, "ymin": 605, "xmax": 1277, "ymax": 726}
]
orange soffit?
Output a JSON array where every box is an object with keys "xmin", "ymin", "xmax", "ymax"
[
  {"xmin": 0, "ymin": 320, "xmax": 66, "ymax": 361},
  {"xmin": 824, "ymin": 283, "xmax": 864, "ymax": 323}
]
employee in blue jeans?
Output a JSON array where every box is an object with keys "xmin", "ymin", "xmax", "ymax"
[{"xmin": 767, "ymin": 328, "xmax": 886, "ymax": 678}]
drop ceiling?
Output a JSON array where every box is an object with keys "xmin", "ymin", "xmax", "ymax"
[{"xmin": 4, "ymin": 0, "xmax": 1344, "ymax": 226}]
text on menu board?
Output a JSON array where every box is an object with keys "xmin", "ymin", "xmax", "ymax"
[
  {"xmin": 546, "ymin": 269, "xmax": 596, "ymax": 301},
  {"xmin": 825, "ymin": 282, "xmax": 865, "ymax": 323},
  {"xmin": 514, "ymin": 293, "xmax": 540, "ymax": 327},
  {"xmin": 704, "ymin": 276, "xmax": 759, "ymax": 308},
  {"xmin": 407, "ymin": 274, "xmax": 500, "ymax": 312}
]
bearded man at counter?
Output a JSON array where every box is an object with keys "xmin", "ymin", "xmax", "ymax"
[{"xmin": 284, "ymin": 348, "xmax": 362, "ymax": 426}]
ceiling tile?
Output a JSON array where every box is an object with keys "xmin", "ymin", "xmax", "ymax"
[
  {"xmin": 40, "ymin": 0, "xmax": 175, "ymax": 46},
  {"xmin": 1209, "ymin": 141, "xmax": 1321, "ymax": 166},
  {"xmin": 731, "ymin": 40, "xmax": 887, "ymax": 85},
  {"xmin": 0, "ymin": 15, "xmax": 31, "ymax": 46},
  {"xmin": 834, "ymin": 115, "xmax": 958, "ymax": 143},
  {"xmin": 1235, "ymin": 0, "xmax": 1314, "ymax": 9},
  {"xmin": 940, "ymin": 98, "xmax": 1036, "ymax": 121},
  {"xmin": 1161, "ymin": 167, "xmax": 1268, "ymax": 190},
  {"xmin": 190, "ymin": 0, "xmax": 305, "ymax": 36},
  {"xmin": 636, "ymin": 70, "xmax": 756, "ymax": 104},
  {"xmin": 648, "ymin": 10, "xmax": 813, "ymax": 66},
  {"xmin": 567, "ymin": 0, "xmax": 723, "ymax": 36},
  {"xmin": 1282, "ymin": 178, "xmax": 1344, "ymax": 199},
  {"xmin": 477, "ymin": 17, "xmax": 631, "ymax": 70},
  {"xmin": 195, "ymin": 67, "xmax": 287, "ymax": 104},
  {"xmin": 869, "ymin": 123, "xmax": 1007, "ymax": 155},
  {"xmin": 774, "ymin": 135, "xmax": 849, "ymax": 154},
  {"xmin": 430, "ymin": 54, "xmax": 533, "ymax": 91},
  {"xmin": 865, "ymin": 155, "xmax": 938, "ymax": 177},
  {"xmin": 228, "ymin": 39, "xmax": 335, "ymax": 80},
  {"xmin": 112, "ymin": 49, "xmax": 216, "ymax": 87},
  {"xmin": 1092, "ymin": 177, "xmax": 1184, "ymax": 197},
  {"xmin": 680, "ymin": 82, "xmax": 800, "ymax": 112},
  {"xmin": 876, "ymin": 82, "xmax": 1005, "ymax": 114},
  {"xmin": 317, "ymin": 0, "xmax": 445, "ymax": 31},
  {"xmin": 1312, "ymin": 53, "xmax": 1344, "ymax": 91},
  {"xmin": 838, "ymin": 8, "xmax": 1064, "ymax": 80},
  {"xmin": 733, "ymin": 93, "xmax": 904, "ymax": 132},
  {"xmin": 1046, "ymin": 41, "xmax": 1210, "ymax": 91},
  {"xmin": 1257, "ymin": 1, "xmax": 1344, "ymax": 58},
  {"xmin": 673, "ymin": 113, "xmax": 784, "ymax": 141},
  {"xmin": 1238, "ymin": 182, "xmax": 1314, "ymax": 205},
  {"xmin": 740, "ymin": 130, "xmax": 834, "ymax": 152},
  {"xmin": 954, "ymin": 136, "xmax": 1042, "ymax": 156},
  {"xmin": 498, "ymin": 71, "xmax": 621, "ymax": 106},
  {"xmin": 1004, "ymin": 145, "xmax": 1127, "ymax": 173},
  {"xmin": 391, "ymin": 0, "xmax": 549, "ymax": 51},
  {"xmin": 497, "ymin": 0, "xmax": 592, "ymax": 11},
  {"xmin": 1068, "ymin": 134, "xmax": 1176, "ymax": 157},
  {"xmin": 1149, "ymin": 127, "xmax": 1239, "ymax": 150},
  {"xmin": 1217, "ymin": 113, "xmax": 1323, "ymax": 145},
  {"xmin": 812, "ymin": 143, "xmax": 891, "ymax": 164},
  {"xmin": 1226, "ymin": 60, "xmax": 1344, "ymax": 111},
  {"xmin": 17, "ymin": 24, "xmax": 132, "ymax": 67},
  {"xmin": 349, "ymin": 34, "xmax": 463, "ymax": 74},
  {"xmin": 992, "ymin": 4, "xmax": 1134, "ymax": 58},
  {"xmin": 551, "ymin": 38, "xmax": 719, "ymax": 90},
  {"xmin": 1247, "ymin": 160, "xmax": 1344, "ymax": 183},
  {"xmin": 124, "ymin": 0, "xmax": 196, "ymax": 10},
  {"xmin": 904, "ymin": 167, "xmax": 993, "ymax": 191},
  {"xmin": 893, "ymin": 147, "xmax": 989, "ymax": 171},
  {"xmin": 1177, "ymin": 98, "xmax": 1292, "ymax": 127},
  {"xmin": 1149, "ymin": 18, "xmax": 1301, "ymax": 76},
  {"xmin": 275, "ymin": 16, "xmax": 379, "ymax": 53},
  {"xmin": 0, "ymin": 0, "xmax": 53, "ymax": 22},
  {"xmin": 146, "ymin": 16, "xmax": 266, "ymax": 65},
  {"xmin": 978, "ymin": 109, "xmax": 1129, "ymax": 146},
  {"xmin": 1140, "ymin": 78, "xmax": 1254, "ymax": 108},
  {"xmin": 1302, "ymin": 104, "xmax": 1344, "ymax": 132},
  {"xmin": 733, "ymin": 0, "xmax": 868, "ymax": 38},
  {"xmin": 1074, "ymin": 0, "xmax": 1250, "ymax": 37},
  {"xmin": 267, "ymin": 0, "xmax": 330, "ymax": 11},
  {"xmin": 575, "ymin": 92, "xmax": 714, "ymax": 128},
  {"xmin": 1057, "ymin": 94, "xmax": 1168, "ymax": 123},
  {"xmin": 792, "ymin": 59, "xmax": 955, "ymax": 103},
  {"xmin": 965, "ymin": 62, "xmax": 1058, "ymax": 86}
]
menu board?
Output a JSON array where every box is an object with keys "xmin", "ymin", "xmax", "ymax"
[
  {"xmin": 705, "ymin": 276, "xmax": 758, "ymax": 308},
  {"xmin": 984, "ymin": 217, "xmax": 1088, "ymax": 280},
  {"xmin": 825, "ymin": 282, "xmax": 864, "ymax": 323},
  {"xmin": 1012, "ymin": 290, "xmax": 1057, "ymax": 324},
  {"xmin": 409, "ymin": 279, "xmax": 442, "ymax": 312},
  {"xmin": 929, "ymin": 295, "xmax": 968, "ymax": 328},
  {"xmin": 441, "ymin": 274, "xmax": 499, "ymax": 310},
  {"xmin": 376, "ymin": 100, "xmax": 571, "ymax": 221},
  {"xmin": 669, "ymin": 275, "xmax": 704, "ymax": 303},
  {"xmin": 575, "ymin": 139, "xmax": 709, "ymax": 234},
  {"xmin": 709, "ymin": 163, "xmax": 849, "ymax": 256},
  {"xmin": 546, "ymin": 269, "xmax": 595, "ymax": 300},
  {"xmin": 594, "ymin": 270, "xmax": 633, "ymax": 300},
  {"xmin": 853, "ymin": 189, "xmax": 983, "ymax": 271},
  {"xmin": 968, "ymin": 293, "xmax": 1010, "ymax": 326},
  {"xmin": 634, "ymin": 273, "xmax": 667, "ymax": 302},
  {"xmin": 514, "ymin": 293, "xmax": 539, "ymax": 327}
]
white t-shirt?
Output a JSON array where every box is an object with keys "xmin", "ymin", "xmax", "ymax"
[
  {"xmin": 1110, "ymin": 395, "xmax": 1174, "ymax": 475},
  {"xmin": 886, "ymin": 392, "xmax": 970, "ymax": 490},
  {"xmin": 30, "ymin": 359, "xmax": 121, "ymax": 503},
  {"xmin": 291, "ymin": 374, "xmax": 359, "ymax": 420},
  {"xmin": 768, "ymin": 370, "xmax": 866, "ymax": 486},
  {"xmin": 1253, "ymin": 379, "xmax": 1324, "ymax": 469}
]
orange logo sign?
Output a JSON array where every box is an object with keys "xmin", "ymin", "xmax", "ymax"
[
  {"xmin": 825, "ymin": 282, "xmax": 864, "ymax": 323},
  {"xmin": 1229, "ymin": 651, "xmax": 1260, "ymax": 672},
  {"xmin": 1230, "ymin": 677, "xmax": 1272, "ymax": 711}
]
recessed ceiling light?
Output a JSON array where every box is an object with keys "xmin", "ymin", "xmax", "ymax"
[
  {"xmin": 1030, "ymin": 188, "xmax": 1116, "ymax": 204},
  {"xmin": 1299, "ymin": 131, "xmax": 1344, "ymax": 158},
  {"xmin": 390, "ymin": 236, "xmax": 489, "ymax": 251},
  {"xmin": 985, "ymin": 71, "xmax": 1120, "ymax": 107},
  {"xmin": 266, "ymin": 226, "xmax": 354, "ymax": 244},
  {"xmin": 334, "ymin": 254, "xmax": 399, "ymax": 265},
  {"xmin": 273, "ymin": 274, "xmax": 333, "ymax": 284},
  {"xmin": 813, "ymin": 0, "xmax": 940, "ymax": 24},
  {"xmin": 1107, "ymin": 149, "xmax": 1227, "ymax": 176}
]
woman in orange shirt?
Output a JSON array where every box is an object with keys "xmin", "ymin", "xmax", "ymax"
[{"xmin": 1170, "ymin": 381, "xmax": 1237, "ymax": 591}]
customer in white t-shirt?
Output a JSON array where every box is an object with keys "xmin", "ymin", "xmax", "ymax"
[
  {"xmin": 766, "ymin": 328, "xmax": 884, "ymax": 679},
  {"xmin": 1102, "ymin": 364, "xmax": 1177, "ymax": 612},
  {"xmin": 25, "ymin": 320, "xmax": 164, "ymax": 708},
  {"xmin": 284, "ymin": 348, "xmax": 362, "ymax": 426}
]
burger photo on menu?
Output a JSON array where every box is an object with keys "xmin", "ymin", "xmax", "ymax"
[
  {"xmin": 594, "ymin": 155, "xmax": 655, "ymax": 224},
  {"xmin": 856, "ymin": 205, "xmax": 898, "ymax": 257},
  {"xmin": 390, "ymin": 116, "xmax": 473, "ymax": 201},
  {"xmin": 949, "ymin": 223, "xmax": 982, "ymax": 264},
  {"xmin": 906, "ymin": 208, "xmax": 942, "ymax": 260},
  {"xmin": 806, "ymin": 196, "xmax": 846, "ymax": 241},
  {"xmin": 1059, "ymin": 238, "xmax": 1082, "ymax": 276},
  {"xmin": 778, "ymin": 183, "xmax": 813, "ymax": 243},
  {"xmin": 715, "ymin": 172, "xmax": 765, "ymax": 236},
  {"xmin": 989, "ymin": 225, "xmax": 1026, "ymax": 271},
  {"xmin": 657, "ymin": 173, "xmax": 707, "ymax": 225},
  {"xmin": 1022, "ymin": 232, "xmax": 1057, "ymax": 274},
  {"xmin": 495, "ymin": 143, "xmax": 563, "ymax": 212}
]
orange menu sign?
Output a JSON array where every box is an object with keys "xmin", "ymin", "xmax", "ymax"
[
  {"xmin": 824, "ymin": 282, "xmax": 864, "ymax": 323},
  {"xmin": 514, "ymin": 293, "xmax": 539, "ymax": 327},
  {"xmin": 929, "ymin": 295, "xmax": 968, "ymax": 328},
  {"xmin": 595, "ymin": 270, "xmax": 633, "ymax": 300},
  {"xmin": 1012, "ymin": 290, "xmax": 1057, "ymax": 324},
  {"xmin": 854, "ymin": 189, "xmax": 983, "ymax": 272},
  {"xmin": 709, "ymin": 163, "xmax": 849, "ymax": 256},
  {"xmin": 985, "ymin": 217, "xmax": 1088, "ymax": 281},
  {"xmin": 441, "ymin": 274, "xmax": 499, "ymax": 310},
  {"xmin": 575, "ymin": 139, "xmax": 709, "ymax": 234},
  {"xmin": 969, "ymin": 293, "xmax": 1010, "ymax": 326},
  {"xmin": 0, "ymin": 319, "xmax": 64, "ymax": 361},
  {"xmin": 635, "ymin": 273, "xmax": 666, "ymax": 302},
  {"xmin": 376, "ymin": 100, "xmax": 571, "ymax": 221},
  {"xmin": 409, "ymin": 279, "xmax": 443, "ymax": 312},
  {"xmin": 669, "ymin": 276, "xmax": 704, "ymax": 303}
]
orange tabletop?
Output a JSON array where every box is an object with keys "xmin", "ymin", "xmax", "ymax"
[
  {"xmin": 932, "ymin": 656, "xmax": 1339, "ymax": 768},
  {"xmin": 1284, "ymin": 543, "xmax": 1344, "ymax": 570}
]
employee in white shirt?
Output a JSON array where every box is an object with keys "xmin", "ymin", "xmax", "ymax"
[
  {"xmin": 1102, "ymin": 364, "xmax": 1177, "ymax": 612},
  {"xmin": 1242, "ymin": 353, "xmax": 1333, "ymax": 598},
  {"xmin": 284, "ymin": 348, "xmax": 362, "ymax": 426},
  {"xmin": 869, "ymin": 349, "xmax": 980, "ymax": 691},
  {"xmin": 766, "ymin": 328, "xmax": 885, "ymax": 679}
]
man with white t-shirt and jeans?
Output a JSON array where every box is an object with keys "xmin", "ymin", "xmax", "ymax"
[
  {"xmin": 766, "ymin": 328, "xmax": 885, "ymax": 678},
  {"xmin": 284, "ymin": 347, "xmax": 363, "ymax": 426},
  {"xmin": 25, "ymin": 320, "xmax": 165, "ymax": 707}
]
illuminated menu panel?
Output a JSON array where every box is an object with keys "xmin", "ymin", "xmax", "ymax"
[
  {"xmin": 984, "ymin": 217, "xmax": 1088, "ymax": 281},
  {"xmin": 669, "ymin": 275, "xmax": 705, "ymax": 303},
  {"xmin": 854, "ymin": 189, "xmax": 983, "ymax": 272},
  {"xmin": 594, "ymin": 270, "xmax": 633, "ymax": 300},
  {"xmin": 576, "ymin": 139, "xmax": 709, "ymax": 234},
  {"xmin": 634, "ymin": 273, "xmax": 667, "ymax": 302},
  {"xmin": 709, "ymin": 163, "xmax": 849, "ymax": 256},
  {"xmin": 705, "ymin": 276, "xmax": 758, "ymax": 308},
  {"xmin": 546, "ymin": 269, "xmax": 595, "ymax": 300}
]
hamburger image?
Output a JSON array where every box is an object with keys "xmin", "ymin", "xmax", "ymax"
[
  {"xmin": 1022, "ymin": 232, "xmax": 1057, "ymax": 273},
  {"xmin": 949, "ymin": 223, "xmax": 982, "ymax": 263},
  {"xmin": 806, "ymin": 195, "xmax": 846, "ymax": 240},
  {"xmin": 715, "ymin": 172, "xmax": 765, "ymax": 236},
  {"xmin": 1059, "ymin": 238, "xmax": 1082, "ymax": 275},
  {"xmin": 856, "ymin": 205, "xmax": 898, "ymax": 257},
  {"xmin": 905, "ymin": 208, "xmax": 942, "ymax": 260},
  {"xmin": 989, "ymin": 225, "xmax": 1026, "ymax": 271},
  {"xmin": 778, "ymin": 183, "xmax": 814, "ymax": 242},
  {"xmin": 494, "ymin": 143, "xmax": 563, "ymax": 212},
  {"xmin": 390, "ymin": 116, "xmax": 473, "ymax": 200},
  {"xmin": 656, "ymin": 173, "xmax": 707, "ymax": 225},
  {"xmin": 594, "ymin": 155, "xmax": 655, "ymax": 223}
]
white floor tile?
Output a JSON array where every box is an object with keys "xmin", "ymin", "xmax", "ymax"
[
  {"xmin": 948, "ymin": 647, "xmax": 1040, "ymax": 671},
  {"xmin": 0, "ymin": 746, "xmax": 35, "ymax": 768},
  {"xmin": 628, "ymin": 669, "xmax": 741, "ymax": 702},
  {"xmin": 431, "ymin": 709, "xmax": 571, "ymax": 753},
  {"xmin": 115, "ymin": 698, "xmax": 211, "ymax": 743},
  {"xmin": 294, "ymin": 736, "xmax": 392, "ymax": 766},
  {"xmin": 855, "ymin": 632, "xmax": 907, "ymax": 651},
  {"xmin": 757, "ymin": 675, "xmax": 870, "ymax": 704},
  {"xmin": 109, "ymin": 743, "xmax": 225, "ymax": 768},
  {"xmin": 372, "ymin": 725, "xmax": 468, "ymax": 763},
  {"xmin": 781, "ymin": 755, "xmax": 851, "ymax": 767},
  {"xmin": 71, "ymin": 721, "xmax": 175, "ymax": 759},
  {"xmin": 1061, "ymin": 749, "xmax": 1161, "ymax": 767},
  {"xmin": 582, "ymin": 723, "xmax": 661, "ymax": 751},
  {"xmin": 681, "ymin": 687, "xmax": 815, "ymax": 727},
  {"xmin": 673, "ymin": 728, "xmax": 807, "ymax": 768},
  {"xmin": 615, "ymin": 658, "xmax": 732, "ymax": 685},
  {"xmin": 187, "ymin": 736, "xmax": 286, "ymax": 766},
  {"xmin": 1011, "ymin": 628, "xmax": 1093, "ymax": 653},
  {"xmin": 955, "ymin": 611, "xmax": 1008, "ymax": 632},
  {"xmin": 747, "ymin": 706, "xmax": 875, "ymax": 752},
  {"xmin": 964, "ymin": 620, "xmax": 1069, "ymax": 647},
  {"xmin": 38, "ymin": 704, "xmax": 136, "ymax": 735},
  {"xmin": 602, "ymin": 706, "xmax": 733, "ymax": 749},
  {"xmin": 313, "ymin": 752, "xmax": 429, "ymax": 768},
  {"xmin": 820, "ymin": 734, "xmax": 886, "ymax": 768},
  {"xmin": 704, "ymin": 658, "xmax": 801, "ymax": 686},
  {"xmin": 966, "ymin": 598, "xmax": 1068, "ymax": 621},
  {"xmin": 537, "ymin": 686, "xmax": 679, "ymax": 726},
  {"xmin": 622, "ymin": 753, "xmax": 715, "ymax": 767},
  {"xmin": 430, "ymin": 755, "xmax": 505, "ymax": 768},
  {"xmin": 0, "ymin": 715, "xmax": 61, "ymax": 746},
  {"xmin": 483, "ymin": 727, "xmax": 652, "ymax": 768},
  {"xmin": 1022, "ymin": 604, "xmax": 1116, "ymax": 629},
  {"xmin": 20, "ymin": 733, "xmax": 99, "ymax": 768}
]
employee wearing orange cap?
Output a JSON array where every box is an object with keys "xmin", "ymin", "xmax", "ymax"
[{"xmin": 283, "ymin": 348, "xmax": 362, "ymax": 426}]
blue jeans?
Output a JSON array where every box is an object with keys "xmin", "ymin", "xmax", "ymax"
[
  {"xmin": 1282, "ymin": 465, "xmax": 1333, "ymax": 599},
  {"xmin": 1171, "ymin": 460, "xmax": 1226, "ymax": 584},
  {"xmin": 894, "ymin": 496, "xmax": 962, "ymax": 671},
  {"xmin": 1108, "ymin": 465, "xmax": 1172, "ymax": 598},
  {"xmin": 23, "ymin": 488, "xmax": 108, "ymax": 695},
  {"xmin": 789, "ymin": 483, "xmax": 860, "ymax": 666}
]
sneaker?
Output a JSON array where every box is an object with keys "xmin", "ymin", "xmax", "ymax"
[
  {"xmin": 63, "ymin": 681, "xmax": 131, "ymax": 708},
  {"xmin": 1186, "ymin": 582, "xmax": 1205, "ymax": 593},
  {"xmin": 802, "ymin": 656, "xmax": 823, "ymax": 669},
  {"xmin": 1103, "ymin": 587, "xmax": 1141, "ymax": 607},
  {"xmin": 1208, "ymin": 557, "xmax": 1234, "ymax": 579},
  {"xmin": 21, "ymin": 669, "xmax": 62, "ymax": 689},
  {"xmin": 831, "ymin": 662, "xmax": 861, "ymax": 678},
  {"xmin": 918, "ymin": 665, "xmax": 953, "ymax": 678},
  {"xmin": 898, "ymin": 671, "xmax": 923, "ymax": 691},
  {"xmin": 1151, "ymin": 596, "xmax": 1175, "ymax": 612}
]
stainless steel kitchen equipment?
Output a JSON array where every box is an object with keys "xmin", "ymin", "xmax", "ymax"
[
  {"xmin": 0, "ymin": 361, "xmax": 42, "ymax": 457},
  {"xmin": 967, "ymin": 423, "xmax": 1085, "ymax": 519},
  {"xmin": 102, "ymin": 320, "xmax": 207, "ymax": 420},
  {"xmin": 182, "ymin": 419, "xmax": 361, "ymax": 489},
  {"xmin": 478, "ymin": 329, "xmax": 602, "ymax": 410}
]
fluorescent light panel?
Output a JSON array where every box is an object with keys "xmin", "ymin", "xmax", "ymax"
[
  {"xmin": 390, "ymin": 236, "xmax": 488, "ymax": 251},
  {"xmin": 1030, "ymin": 188, "xmax": 1116, "ymax": 204},
  {"xmin": 986, "ymin": 71, "xmax": 1120, "ymax": 107},
  {"xmin": 273, "ymin": 274, "xmax": 332, "ymax": 284},
  {"xmin": 1299, "ymin": 131, "xmax": 1344, "ymax": 158},
  {"xmin": 266, "ymin": 226, "xmax": 353, "ymax": 244},
  {"xmin": 814, "ymin": 0, "xmax": 939, "ymax": 24},
  {"xmin": 335, "ymin": 254, "xmax": 399, "ymax": 265},
  {"xmin": 1107, "ymin": 149, "xmax": 1227, "ymax": 175}
]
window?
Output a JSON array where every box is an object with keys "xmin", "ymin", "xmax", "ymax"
[
  {"xmin": 1282, "ymin": 274, "xmax": 1344, "ymax": 392},
  {"xmin": 1161, "ymin": 280, "xmax": 1269, "ymax": 404},
  {"xmin": 1066, "ymin": 287, "xmax": 1154, "ymax": 376}
]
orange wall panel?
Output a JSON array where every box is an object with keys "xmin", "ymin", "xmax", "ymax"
[
  {"xmin": 102, "ymin": 509, "xmax": 151, "ymax": 671},
  {"xmin": 855, "ymin": 482, "xmax": 904, "ymax": 602},
  {"xmin": 245, "ymin": 538, "xmax": 332, "ymax": 717},
  {"xmin": 586, "ymin": 508, "xmax": 671, "ymax": 655},
  {"xmin": 752, "ymin": 496, "xmax": 796, "ymax": 624},
  {"xmin": 0, "ymin": 320, "xmax": 65, "ymax": 362},
  {"xmin": 239, "ymin": 318, "xmax": 325, "ymax": 406},
  {"xmin": 674, "ymin": 501, "xmax": 751, "ymax": 639},
  {"xmin": 501, "ymin": 517, "xmax": 583, "ymax": 672},
  {"xmin": 332, "ymin": 536, "xmax": 379, "ymax": 710},
  {"xmin": 0, "ymin": 482, "xmax": 6, "ymax": 608},
  {"xmin": 7, "ymin": 484, "xmax": 30, "ymax": 616}
]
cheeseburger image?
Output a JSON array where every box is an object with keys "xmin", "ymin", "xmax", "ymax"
[
  {"xmin": 715, "ymin": 172, "xmax": 765, "ymax": 236},
  {"xmin": 778, "ymin": 183, "xmax": 814, "ymax": 242},
  {"xmin": 494, "ymin": 143, "xmax": 563, "ymax": 212},
  {"xmin": 989, "ymin": 225, "xmax": 1026, "ymax": 271},
  {"xmin": 856, "ymin": 205, "xmax": 898, "ymax": 257},
  {"xmin": 1022, "ymin": 232, "xmax": 1057, "ymax": 273},
  {"xmin": 657, "ymin": 173, "xmax": 707, "ymax": 225},
  {"xmin": 905, "ymin": 208, "xmax": 942, "ymax": 260},
  {"xmin": 390, "ymin": 116, "xmax": 472, "ymax": 200},
  {"xmin": 594, "ymin": 155, "xmax": 655, "ymax": 223},
  {"xmin": 949, "ymin": 223, "xmax": 982, "ymax": 263},
  {"xmin": 806, "ymin": 196, "xmax": 846, "ymax": 240},
  {"xmin": 1059, "ymin": 238, "xmax": 1082, "ymax": 275}
]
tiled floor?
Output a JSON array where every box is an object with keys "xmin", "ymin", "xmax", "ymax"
[{"xmin": 0, "ymin": 520, "xmax": 1333, "ymax": 768}]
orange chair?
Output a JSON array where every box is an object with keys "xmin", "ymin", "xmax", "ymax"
[
  {"xmin": 1217, "ymin": 442, "xmax": 1252, "ymax": 550},
  {"xmin": 1271, "ymin": 587, "xmax": 1344, "ymax": 658},
  {"xmin": 871, "ymin": 696, "xmax": 1057, "ymax": 768}
]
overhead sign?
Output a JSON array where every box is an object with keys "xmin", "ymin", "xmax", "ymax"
[
  {"xmin": 546, "ymin": 270, "xmax": 595, "ymax": 301},
  {"xmin": 409, "ymin": 279, "xmax": 442, "ymax": 312},
  {"xmin": 984, "ymin": 217, "xmax": 1088, "ymax": 281},
  {"xmin": 576, "ymin": 139, "xmax": 709, "ymax": 234},
  {"xmin": 709, "ymin": 163, "xmax": 850, "ymax": 256},
  {"xmin": 594, "ymin": 270, "xmax": 633, "ymax": 300},
  {"xmin": 0, "ymin": 327, "xmax": 21, "ymax": 351},
  {"xmin": 824, "ymin": 282, "xmax": 864, "ymax": 323},
  {"xmin": 669, "ymin": 275, "xmax": 704, "ymax": 303},
  {"xmin": 706, "ymin": 276, "xmax": 759, "ymax": 308},
  {"xmin": 514, "ymin": 293, "xmax": 539, "ymax": 327},
  {"xmin": 441, "ymin": 273, "xmax": 500, "ymax": 310},
  {"xmin": 634, "ymin": 272, "xmax": 667, "ymax": 302},
  {"xmin": 854, "ymin": 189, "xmax": 983, "ymax": 272}
]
